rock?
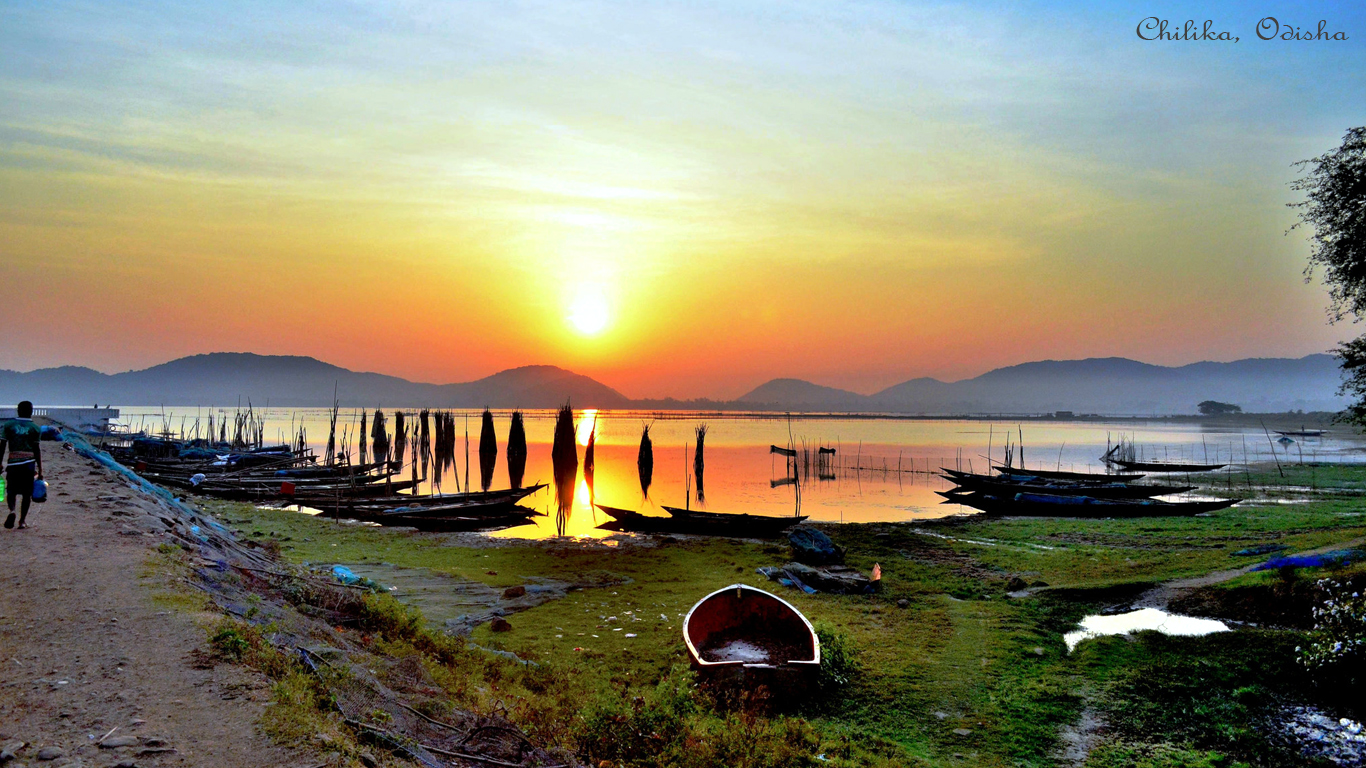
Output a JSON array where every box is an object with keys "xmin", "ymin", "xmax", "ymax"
[
  {"xmin": 1006, "ymin": 577, "xmax": 1027, "ymax": 592},
  {"xmin": 34, "ymin": 748, "xmax": 62, "ymax": 761},
  {"xmin": 490, "ymin": 618, "xmax": 512, "ymax": 632},
  {"xmin": 359, "ymin": 753, "xmax": 378, "ymax": 768},
  {"xmin": 0, "ymin": 751, "xmax": 16, "ymax": 764},
  {"xmin": 784, "ymin": 562, "xmax": 870, "ymax": 594},
  {"xmin": 502, "ymin": 585, "xmax": 526, "ymax": 599},
  {"xmin": 98, "ymin": 737, "xmax": 139, "ymax": 749},
  {"xmin": 1031, "ymin": 647, "xmax": 1045, "ymax": 656},
  {"xmin": 115, "ymin": 762, "xmax": 137, "ymax": 768},
  {"xmin": 952, "ymin": 728, "xmax": 973, "ymax": 737},
  {"xmin": 788, "ymin": 528, "xmax": 844, "ymax": 565},
  {"xmin": 933, "ymin": 711, "xmax": 949, "ymax": 720},
  {"xmin": 1031, "ymin": 580, "xmax": 1049, "ymax": 587},
  {"xmin": 896, "ymin": 599, "xmax": 909, "ymax": 609}
]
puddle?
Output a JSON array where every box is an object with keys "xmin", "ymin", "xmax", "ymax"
[{"xmin": 1064, "ymin": 608, "xmax": 1229, "ymax": 652}]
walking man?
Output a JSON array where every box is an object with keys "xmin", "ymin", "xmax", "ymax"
[{"xmin": 1, "ymin": 401, "xmax": 43, "ymax": 529}]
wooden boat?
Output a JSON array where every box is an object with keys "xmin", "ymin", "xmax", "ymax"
[
  {"xmin": 370, "ymin": 507, "xmax": 542, "ymax": 532},
  {"xmin": 939, "ymin": 490, "xmax": 1236, "ymax": 518},
  {"xmin": 595, "ymin": 504, "xmax": 806, "ymax": 538},
  {"xmin": 993, "ymin": 465, "xmax": 1145, "ymax": 483},
  {"xmin": 1275, "ymin": 429, "xmax": 1326, "ymax": 438},
  {"xmin": 940, "ymin": 470, "xmax": 1194, "ymax": 499},
  {"xmin": 683, "ymin": 584, "xmax": 819, "ymax": 695},
  {"xmin": 349, "ymin": 486, "xmax": 545, "ymax": 517},
  {"xmin": 182, "ymin": 478, "xmax": 418, "ymax": 501},
  {"xmin": 1107, "ymin": 459, "xmax": 1226, "ymax": 473},
  {"xmin": 310, "ymin": 485, "xmax": 547, "ymax": 513}
]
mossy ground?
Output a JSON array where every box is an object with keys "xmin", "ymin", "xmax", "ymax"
[{"xmin": 191, "ymin": 463, "xmax": 1366, "ymax": 768}]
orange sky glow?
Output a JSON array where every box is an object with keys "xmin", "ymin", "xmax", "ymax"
[{"xmin": 2, "ymin": 2, "xmax": 1363, "ymax": 399}]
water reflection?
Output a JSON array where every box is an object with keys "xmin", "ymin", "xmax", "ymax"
[{"xmin": 114, "ymin": 407, "xmax": 1366, "ymax": 539}]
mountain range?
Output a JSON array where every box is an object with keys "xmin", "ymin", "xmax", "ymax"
[
  {"xmin": 0, "ymin": 352, "xmax": 1347, "ymax": 414},
  {"xmin": 738, "ymin": 355, "xmax": 1347, "ymax": 414}
]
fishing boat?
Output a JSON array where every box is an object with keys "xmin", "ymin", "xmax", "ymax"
[
  {"xmin": 1107, "ymin": 459, "xmax": 1226, "ymax": 473},
  {"xmin": 941, "ymin": 470, "xmax": 1194, "ymax": 499},
  {"xmin": 939, "ymin": 490, "xmax": 1236, "ymax": 518},
  {"xmin": 683, "ymin": 584, "xmax": 819, "ymax": 694},
  {"xmin": 372, "ymin": 507, "xmax": 542, "ymax": 532},
  {"xmin": 306, "ymin": 484, "xmax": 548, "ymax": 513},
  {"xmin": 595, "ymin": 504, "xmax": 807, "ymax": 538},
  {"xmin": 993, "ymin": 465, "xmax": 1145, "ymax": 483},
  {"xmin": 1275, "ymin": 429, "xmax": 1327, "ymax": 438},
  {"xmin": 344, "ymin": 486, "xmax": 546, "ymax": 517}
]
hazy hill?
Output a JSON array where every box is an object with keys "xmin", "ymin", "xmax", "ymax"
[
  {"xmin": 740, "ymin": 355, "xmax": 1347, "ymax": 415},
  {"xmin": 0, "ymin": 353, "xmax": 630, "ymax": 409},
  {"xmin": 737, "ymin": 378, "xmax": 867, "ymax": 407},
  {"xmin": 2, "ymin": 352, "xmax": 1348, "ymax": 414}
]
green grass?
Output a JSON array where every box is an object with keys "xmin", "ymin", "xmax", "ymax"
[{"xmin": 190, "ymin": 467, "xmax": 1366, "ymax": 767}]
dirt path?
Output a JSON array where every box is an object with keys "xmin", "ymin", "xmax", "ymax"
[
  {"xmin": 0, "ymin": 440, "xmax": 318, "ymax": 768},
  {"xmin": 1131, "ymin": 535, "xmax": 1366, "ymax": 610}
]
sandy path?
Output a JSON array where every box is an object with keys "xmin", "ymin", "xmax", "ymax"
[
  {"xmin": 0, "ymin": 439, "xmax": 318, "ymax": 768},
  {"xmin": 1132, "ymin": 535, "xmax": 1366, "ymax": 610}
]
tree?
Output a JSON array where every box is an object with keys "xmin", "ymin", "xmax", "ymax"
[
  {"xmin": 1197, "ymin": 400, "xmax": 1241, "ymax": 416},
  {"xmin": 1291, "ymin": 127, "xmax": 1366, "ymax": 426}
]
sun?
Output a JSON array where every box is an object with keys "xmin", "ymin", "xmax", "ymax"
[{"xmin": 568, "ymin": 290, "xmax": 610, "ymax": 335}]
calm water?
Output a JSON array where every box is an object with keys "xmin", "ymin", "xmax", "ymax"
[{"xmin": 113, "ymin": 408, "xmax": 1366, "ymax": 538}]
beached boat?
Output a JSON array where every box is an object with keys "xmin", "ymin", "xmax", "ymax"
[
  {"xmin": 939, "ymin": 490, "xmax": 1236, "ymax": 518},
  {"xmin": 344, "ymin": 486, "xmax": 545, "ymax": 517},
  {"xmin": 1107, "ymin": 459, "xmax": 1226, "ymax": 473},
  {"xmin": 310, "ymin": 484, "xmax": 547, "ymax": 513},
  {"xmin": 372, "ymin": 508, "xmax": 542, "ymax": 532},
  {"xmin": 682, "ymin": 584, "xmax": 820, "ymax": 695},
  {"xmin": 940, "ymin": 469, "xmax": 1194, "ymax": 499},
  {"xmin": 992, "ymin": 465, "xmax": 1145, "ymax": 483},
  {"xmin": 595, "ymin": 504, "xmax": 806, "ymax": 538}
]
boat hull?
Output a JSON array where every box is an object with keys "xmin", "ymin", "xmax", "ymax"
[
  {"xmin": 940, "ymin": 490, "xmax": 1236, "ymax": 518},
  {"xmin": 683, "ymin": 584, "xmax": 820, "ymax": 699}
]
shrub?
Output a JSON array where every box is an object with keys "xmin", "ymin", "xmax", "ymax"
[
  {"xmin": 1298, "ymin": 578, "xmax": 1366, "ymax": 708},
  {"xmin": 815, "ymin": 622, "xmax": 857, "ymax": 695}
]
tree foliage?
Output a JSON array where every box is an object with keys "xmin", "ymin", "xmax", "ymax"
[
  {"xmin": 1197, "ymin": 400, "xmax": 1241, "ymax": 416},
  {"xmin": 1292, "ymin": 127, "xmax": 1366, "ymax": 426},
  {"xmin": 1293, "ymin": 126, "xmax": 1366, "ymax": 320}
]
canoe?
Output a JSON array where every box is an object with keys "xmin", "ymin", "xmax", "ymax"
[
  {"xmin": 595, "ymin": 505, "xmax": 807, "ymax": 538},
  {"xmin": 1275, "ymin": 430, "xmax": 1326, "ymax": 438},
  {"xmin": 183, "ymin": 478, "xmax": 419, "ymax": 501},
  {"xmin": 683, "ymin": 584, "xmax": 819, "ymax": 695},
  {"xmin": 939, "ymin": 490, "xmax": 1236, "ymax": 518},
  {"xmin": 940, "ymin": 470, "xmax": 1194, "ymax": 499},
  {"xmin": 1108, "ymin": 459, "xmax": 1226, "ymax": 473},
  {"xmin": 298, "ymin": 484, "xmax": 548, "ymax": 511},
  {"xmin": 368, "ymin": 508, "xmax": 542, "ymax": 532},
  {"xmin": 993, "ymin": 465, "xmax": 1145, "ymax": 483},
  {"xmin": 349, "ymin": 486, "xmax": 545, "ymax": 517}
]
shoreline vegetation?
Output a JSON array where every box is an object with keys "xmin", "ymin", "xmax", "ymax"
[
  {"xmin": 16, "ymin": 418, "xmax": 1366, "ymax": 767},
  {"xmin": 185, "ymin": 461, "xmax": 1364, "ymax": 766}
]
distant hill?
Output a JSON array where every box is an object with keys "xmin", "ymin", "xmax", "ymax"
[
  {"xmin": 0, "ymin": 353, "xmax": 629, "ymax": 409},
  {"xmin": 737, "ymin": 378, "xmax": 867, "ymax": 407},
  {"xmin": 1, "ymin": 352, "xmax": 1348, "ymax": 414},
  {"xmin": 739, "ymin": 355, "xmax": 1348, "ymax": 415}
]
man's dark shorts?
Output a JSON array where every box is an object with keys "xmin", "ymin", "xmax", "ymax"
[{"xmin": 6, "ymin": 463, "xmax": 34, "ymax": 500}]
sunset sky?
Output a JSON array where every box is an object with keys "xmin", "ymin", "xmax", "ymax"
[{"xmin": 3, "ymin": 1, "xmax": 1364, "ymax": 399}]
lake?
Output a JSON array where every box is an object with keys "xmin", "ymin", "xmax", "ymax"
[{"xmin": 113, "ymin": 408, "xmax": 1365, "ymax": 538}]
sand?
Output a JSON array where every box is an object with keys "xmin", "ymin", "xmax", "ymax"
[{"xmin": 0, "ymin": 437, "xmax": 318, "ymax": 767}]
